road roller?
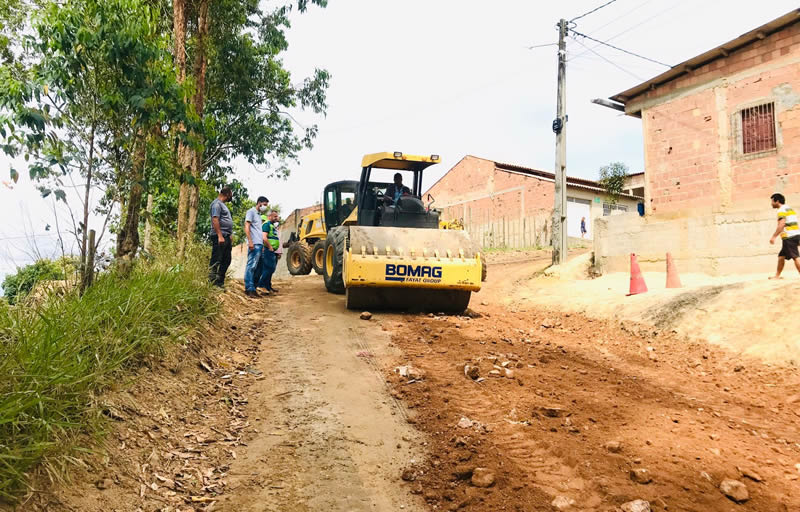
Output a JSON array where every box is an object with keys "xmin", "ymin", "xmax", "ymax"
[{"xmin": 320, "ymin": 152, "xmax": 484, "ymax": 312}]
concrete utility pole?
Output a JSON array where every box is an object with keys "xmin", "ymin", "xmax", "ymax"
[{"xmin": 552, "ymin": 18, "xmax": 569, "ymax": 265}]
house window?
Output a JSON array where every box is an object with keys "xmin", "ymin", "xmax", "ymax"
[
  {"xmin": 740, "ymin": 102, "xmax": 776, "ymax": 154},
  {"xmin": 602, "ymin": 203, "xmax": 628, "ymax": 216}
]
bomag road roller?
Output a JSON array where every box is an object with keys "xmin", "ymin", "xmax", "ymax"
[{"xmin": 321, "ymin": 152, "xmax": 484, "ymax": 312}]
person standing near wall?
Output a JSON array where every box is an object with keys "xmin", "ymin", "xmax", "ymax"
[
  {"xmin": 580, "ymin": 216, "xmax": 587, "ymax": 239},
  {"xmin": 258, "ymin": 210, "xmax": 280, "ymax": 294},
  {"xmin": 769, "ymin": 193, "xmax": 800, "ymax": 279},
  {"xmin": 244, "ymin": 196, "xmax": 269, "ymax": 297},
  {"xmin": 208, "ymin": 186, "xmax": 234, "ymax": 288}
]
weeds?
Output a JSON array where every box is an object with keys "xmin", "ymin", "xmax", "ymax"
[{"xmin": 0, "ymin": 239, "xmax": 218, "ymax": 501}]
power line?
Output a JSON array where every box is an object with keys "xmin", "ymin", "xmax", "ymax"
[
  {"xmin": 527, "ymin": 42, "xmax": 559, "ymax": 50},
  {"xmin": 0, "ymin": 233, "xmax": 60, "ymax": 242},
  {"xmin": 569, "ymin": 0, "xmax": 687, "ymax": 62},
  {"xmin": 570, "ymin": 28, "xmax": 672, "ymax": 68},
  {"xmin": 570, "ymin": 0, "xmax": 619, "ymax": 23},
  {"xmin": 570, "ymin": 35, "xmax": 647, "ymax": 81},
  {"xmin": 582, "ymin": 0, "xmax": 659, "ymax": 34}
]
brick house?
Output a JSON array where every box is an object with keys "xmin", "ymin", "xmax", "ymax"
[
  {"xmin": 595, "ymin": 10, "xmax": 800, "ymax": 274},
  {"xmin": 623, "ymin": 172, "xmax": 645, "ymax": 198},
  {"xmin": 612, "ymin": 10, "xmax": 800, "ymax": 214},
  {"xmin": 424, "ymin": 155, "xmax": 640, "ymax": 247}
]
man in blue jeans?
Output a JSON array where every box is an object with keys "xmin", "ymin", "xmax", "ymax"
[
  {"xmin": 257, "ymin": 210, "xmax": 280, "ymax": 294},
  {"xmin": 244, "ymin": 196, "xmax": 269, "ymax": 298}
]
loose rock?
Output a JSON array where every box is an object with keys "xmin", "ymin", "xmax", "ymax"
[
  {"xmin": 457, "ymin": 417, "xmax": 474, "ymax": 429},
  {"xmin": 620, "ymin": 500, "xmax": 651, "ymax": 512},
  {"xmin": 538, "ymin": 405, "xmax": 565, "ymax": 418},
  {"xmin": 720, "ymin": 479, "xmax": 750, "ymax": 503},
  {"xmin": 737, "ymin": 466, "xmax": 763, "ymax": 482},
  {"xmin": 604, "ymin": 440, "xmax": 623, "ymax": 453},
  {"xmin": 551, "ymin": 496, "xmax": 576, "ymax": 509},
  {"xmin": 629, "ymin": 468, "xmax": 652, "ymax": 484},
  {"xmin": 464, "ymin": 364, "xmax": 480, "ymax": 380},
  {"xmin": 360, "ymin": 311, "xmax": 372, "ymax": 320},
  {"xmin": 470, "ymin": 467, "xmax": 496, "ymax": 488},
  {"xmin": 451, "ymin": 465, "xmax": 474, "ymax": 480},
  {"xmin": 401, "ymin": 468, "xmax": 416, "ymax": 482},
  {"xmin": 95, "ymin": 478, "xmax": 113, "ymax": 490}
]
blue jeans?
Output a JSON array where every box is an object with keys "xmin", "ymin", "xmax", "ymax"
[
  {"xmin": 244, "ymin": 245, "xmax": 263, "ymax": 291},
  {"xmin": 258, "ymin": 249, "xmax": 277, "ymax": 290}
]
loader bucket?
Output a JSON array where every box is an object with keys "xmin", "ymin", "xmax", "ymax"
[{"xmin": 343, "ymin": 226, "xmax": 482, "ymax": 312}]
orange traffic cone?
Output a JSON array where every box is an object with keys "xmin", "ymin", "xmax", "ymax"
[
  {"xmin": 627, "ymin": 253, "xmax": 648, "ymax": 296},
  {"xmin": 666, "ymin": 252, "xmax": 682, "ymax": 288}
]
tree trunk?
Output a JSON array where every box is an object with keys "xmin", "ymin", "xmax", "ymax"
[
  {"xmin": 116, "ymin": 137, "xmax": 146, "ymax": 275},
  {"xmin": 185, "ymin": 0, "xmax": 209, "ymax": 244},
  {"xmin": 144, "ymin": 192, "xmax": 154, "ymax": 253},
  {"xmin": 174, "ymin": 0, "xmax": 191, "ymax": 257},
  {"xmin": 80, "ymin": 118, "xmax": 96, "ymax": 294}
]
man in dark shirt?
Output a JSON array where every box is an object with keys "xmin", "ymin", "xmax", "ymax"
[
  {"xmin": 384, "ymin": 172, "xmax": 411, "ymax": 205},
  {"xmin": 209, "ymin": 186, "xmax": 234, "ymax": 287}
]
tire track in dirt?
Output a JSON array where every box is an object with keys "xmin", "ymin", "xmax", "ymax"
[{"xmin": 220, "ymin": 276, "xmax": 427, "ymax": 512}]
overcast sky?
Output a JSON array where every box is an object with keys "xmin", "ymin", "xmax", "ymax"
[{"xmin": 2, "ymin": 0, "xmax": 798, "ymax": 285}]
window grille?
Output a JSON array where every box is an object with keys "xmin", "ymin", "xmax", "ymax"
[
  {"xmin": 740, "ymin": 102, "xmax": 776, "ymax": 154},
  {"xmin": 602, "ymin": 203, "xmax": 628, "ymax": 216}
]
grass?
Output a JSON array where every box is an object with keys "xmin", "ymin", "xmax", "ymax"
[{"xmin": 0, "ymin": 238, "xmax": 219, "ymax": 501}]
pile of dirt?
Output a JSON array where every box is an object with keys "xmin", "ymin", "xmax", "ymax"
[
  {"xmin": 15, "ymin": 284, "xmax": 266, "ymax": 512},
  {"xmin": 385, "ymin": 306, "xmax": 800, "ymax": 511},
  {"xmin": 510, "ymin": 262, "xmax": 800, "ymax": 364}
]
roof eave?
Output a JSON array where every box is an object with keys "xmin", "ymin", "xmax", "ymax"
[{"xmin": 610, "ymin": 8, "xmax": 800, "ymax": 114}]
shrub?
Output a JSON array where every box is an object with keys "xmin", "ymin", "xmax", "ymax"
[
  {"xmin": 1, "ymin": 259, "xmax": 68, "ymax": 305},
  {"xmin": 0, "ymin": 239, "xmax": 218, "ymax": 501}
]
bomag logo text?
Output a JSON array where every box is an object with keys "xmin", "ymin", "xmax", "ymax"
[{"xmin": 385, "ymin": 264, "xmax": 442, "ymax": 283}]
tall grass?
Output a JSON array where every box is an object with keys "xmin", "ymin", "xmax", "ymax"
[{"xmin": 0, "ymin": 239, "xmax": 218, "ymax": 501}]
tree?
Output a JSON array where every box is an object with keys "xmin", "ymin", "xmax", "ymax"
[
  {"xmin": 0, "ymin": 0, "xmax": 189, "ymax": 280},
  {"xmin": 598, "ymin": 162, "xmax": 630, "ymax": 206},
  {"xmin": 172, "ymin": 0, "xmax": 330, "ymax": 256}
]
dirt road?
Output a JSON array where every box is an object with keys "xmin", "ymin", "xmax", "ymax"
[
  {"xmin": 220, "ymin": 276, "xmax": 425, "ymax": 511},
  {"xmin": 20, "ymin": 255, "xmax": 800, "ymax": 512},
  {"xmin": 385, "ymin": 258, "xmax": 800, "ymax": 511}
]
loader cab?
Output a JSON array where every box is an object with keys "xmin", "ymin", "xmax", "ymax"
[
  {"xmin": 356, "ymin": 152, "xmax": 441, "ymax": 229},
  {"xmin": 322, "ymin": 180, "xmax": 359, "ymax": 230}
]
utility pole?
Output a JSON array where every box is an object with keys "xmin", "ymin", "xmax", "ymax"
[{"xmin": 552, "ymin": 18, "xmax": 568, "ymax": 265}]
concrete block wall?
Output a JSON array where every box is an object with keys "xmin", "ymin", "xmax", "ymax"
[
  {"xmin": 594, "ymin": 209, "xmax": 777, "ymax": 276},
  {"xmin": 628, "ymin": 21, "xmax": 800, "ymax": 216}
]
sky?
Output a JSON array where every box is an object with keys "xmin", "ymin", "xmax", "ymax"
[{"xmin": 2, "ymin": 0, "xmax": 798, "ymax": 286}]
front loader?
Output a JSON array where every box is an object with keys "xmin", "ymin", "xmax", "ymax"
[
  {"xmin": 284, "ymin": 210, "xmax": 326, "ymax": 275},
  {"xmin": 321, "ymin": 152, "xmax": 484, "ymax": 312}
]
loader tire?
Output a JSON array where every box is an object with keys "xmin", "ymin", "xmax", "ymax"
[
  {"xmin": 286, "ymin": 240, "xmax": 313, "ymax": 275},
  {"xmin": 311, "ymin": 240, "xmax": 326, "ymax": 275},
  {"xmin": 323, "ymin": 227, "xmax": 348, "ymax": 294}
]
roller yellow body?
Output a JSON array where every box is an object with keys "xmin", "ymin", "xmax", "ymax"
[
  {"xmin": 322, "ymin": 152, "xmax": 484, "ymax": 312},
  {"xmin": 343, "ymin": 226, "xmax": 482, "ymax": 291}
]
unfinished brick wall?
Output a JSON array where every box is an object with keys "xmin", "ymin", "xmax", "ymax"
[
  {"xmin": 426, "ymin": 156, "xmax": 639, "ymax": 248},
  {"xmin": 631, "ymin": 21, "xmax": 800, "ymax": 214},
  {"xmin": 426, "ymin": 156, "xmax": 554, "ymax": 248}
]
